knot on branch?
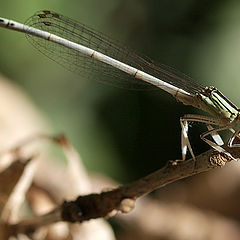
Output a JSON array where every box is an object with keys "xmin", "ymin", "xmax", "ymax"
[
  {"xmin": 61, "ymin": 191, "xmax": 127, "ymax": 222},
  {"xmin": 210, "ymin": 152, "xmax": 232, "ymax": 167}
]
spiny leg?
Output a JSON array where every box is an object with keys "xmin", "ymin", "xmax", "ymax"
[
  {"xmin": 180, "ymin": 117, "xmax": 194, "ymax": 161},
  {"xmin": 180, "ymin": 114, "xmax": 224, "ymax": 161},
  {"xmin": 206, "ymin": 124, "xmax": 224, "ymax": 146},
  {"xmin": 200, "ymin": 123, "xmax": 238, "ymax": 159},
  {"xmin": 228, "ymin": 127, "xmax": 240, "ymax": 148}
]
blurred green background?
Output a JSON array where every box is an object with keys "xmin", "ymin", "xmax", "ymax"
[{"xmin": 1, "ymin": 0, "xmax": 240, "ymax": 182}]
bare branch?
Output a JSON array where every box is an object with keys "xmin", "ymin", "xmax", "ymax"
[{"xmin": 11, "ymin": 148, "xmax": 233, "ymax": 235}]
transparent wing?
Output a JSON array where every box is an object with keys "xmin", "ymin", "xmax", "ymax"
[{"xmin": 25, "ymin": 10, "xmax": 205, "ymax": 92}]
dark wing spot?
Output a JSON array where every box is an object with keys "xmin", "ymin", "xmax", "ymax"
[
  {"xmin": 43, "ymin": 22, "xmax": 52, "ymax": 26},
  {"xmin": 52, "ymin": 13, "xmax": 60, "ymax": 18},
  {"xmin": 38, "ymin": 14, "xmax": 47, "ymax": 18}
]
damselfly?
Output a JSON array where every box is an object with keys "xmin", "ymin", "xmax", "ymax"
[{"xmin": 0, "ymin": 10, "xmax": 239, "ymax": 160}]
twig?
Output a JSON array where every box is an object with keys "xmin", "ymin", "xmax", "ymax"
[
  {"xmin": 11, "ymin": 148, "xmax": 232, "ymax": 235},
  {"xmin": 11, "ymin": 207, "xmax": 61, "ymax": 235}
]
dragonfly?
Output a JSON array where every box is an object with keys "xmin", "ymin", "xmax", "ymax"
[{"xmin": 0, "ymin": 10, "xmax": 239, "ymax": 161}]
